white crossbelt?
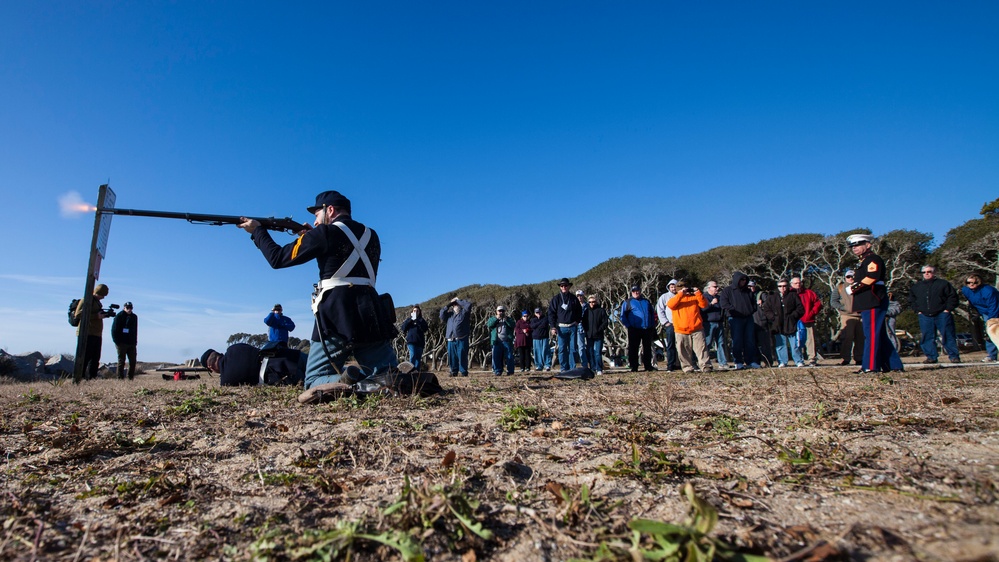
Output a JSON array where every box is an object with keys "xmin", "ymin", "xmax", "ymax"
[{"xmin": 311, "ymin": 221, "xmax": 376, "ymax": 313}]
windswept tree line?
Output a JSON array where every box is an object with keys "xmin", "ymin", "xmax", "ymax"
[{"xmin": 391, "ymin": 199, "xmax": 999, "ymax": 370}]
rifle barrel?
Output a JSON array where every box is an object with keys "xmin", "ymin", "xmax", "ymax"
[{"xmin": 97, "ymin": 207, "xmax": 308, "ymax": 233}]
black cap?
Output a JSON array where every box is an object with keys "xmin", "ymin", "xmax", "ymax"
[
  {"xmin": 124, "ymin": 302, "xmax": 133, "ymax": 308},
  {"xmin": 201, "ymin": 349, "xmax": 217, "ymax": 371},
  {"xmin": 272, "ymin": 304, "xmax": 282, "ymax": 311},
  {"xmin": 534, "ymin": 307, "xmax": 542, "ymax": 313},
  {"xmin": 630, "ymin": 286, "xmax": 640, "ymax": 292},
  {"xmin": 307, "ymin": 190, "xmax": 351, "ymax": 213},
  {"xmin": 558, "ymin": 278, "xmax": 572, "ymax": 287}
]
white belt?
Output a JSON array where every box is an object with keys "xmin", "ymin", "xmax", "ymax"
[
  {"xmin": 318, "ymin": 277, "xmax": 374, "ymax": 289},
  {"xmin": 312, "ymin": 277, "xmax": 375, "ymax": 313}
]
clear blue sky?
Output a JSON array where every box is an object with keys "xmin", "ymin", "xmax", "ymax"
[{"xmin": 1, "ymin": 2, "xmax": 996, "ymax": 363}]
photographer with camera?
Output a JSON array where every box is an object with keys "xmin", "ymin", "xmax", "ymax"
[
  {"xmin": 487, "ymin": 305, "xmax": 516, "ymax": 375},
  {"xmin": 73, "ymin": 283, "xmax": 116, "ymax": 381},
  {"xmin": 111, "ymin": 302, "xmax": 138, "ymax": 380},
  {"xmin": 667, "ymin": 281, "xmax": 713, "ymax": 373}
]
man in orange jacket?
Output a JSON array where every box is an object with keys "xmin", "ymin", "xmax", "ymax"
[{"xmin": 667, "ymin": 281, "xmax": 713, "ymax": 373}]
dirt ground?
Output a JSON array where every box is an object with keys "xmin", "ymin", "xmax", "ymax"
[{"xmin": 1, "ymin": 354, "xmax": 997, "ymax": 561}]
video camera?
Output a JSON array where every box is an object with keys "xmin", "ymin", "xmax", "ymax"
[{"xmin": 102, "ymin": 303, "xmax": 120, "ymax": 317}]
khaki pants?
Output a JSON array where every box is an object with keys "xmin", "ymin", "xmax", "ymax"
[
  {"xmin": 677, "ymin": 331, "xmax": 712, "ymax": 372},
  {"xmin": 803, "ymin": 323, "xmax": 817, "ymax": 364}
]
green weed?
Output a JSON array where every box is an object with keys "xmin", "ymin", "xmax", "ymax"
[
  {"xmin": 498, "ymin": 404, "xmax": 540, "ymax": 431},
  {"xmin": 571, "ymin": 483, "xmax": 767, "ymax": 562},
  {"xmin": 383, "ymin": 475, "xmax": 494, "ymax": 544},
  {"xmin": 166, "ymin": 384, "xmax": 222, "ymax": 415}
]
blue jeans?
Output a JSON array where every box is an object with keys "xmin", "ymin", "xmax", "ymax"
[
  {"xmin": 533, "ymin": 338, "xmax": 552, "ymax": 369},
  {"xmin": 587, "ymin": 339, "xmax": 604, "ymax": 372},
  {"xmin": 703, "ymin": 321, "xmax": 727, "ymax": 365},
  {"xmin": 728, "ymin": 316, "xmax": 757, "ymax": 364},
  {"xmin": 492, "ymin": 340, "xmax": 514, "ymax": 374},
  {"xmin": 576, "ymin": 324, "xmax": 589, "ymax": 369},
  {"xmin": 774, "ymin": 333, "xmax": 803, "ymax": 365},
  {"xmin": 861, "ymin": 303, "xmax": 904, "ymax": 372},
  {"xmin": 406, "ymin": 344, "xmax": 424, "ymax": 370},
  {"xmin": 918, "ymin": 312, "xmax": 960, "ymax": 361},
  {"xmin": 305, "ymin": 336, "xmax": 398, "ymax": 389},
  {"xmin": 557, "ymin": 326, "xmax": 577, "ymax": 371},
  {"xmin": 447, "ymin": 338, "xmax": 469, "ymax": 375}
]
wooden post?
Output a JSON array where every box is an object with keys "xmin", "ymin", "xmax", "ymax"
[{"xmin": 72, "ymin": 184, "xmax": 115, "ymax": 383}]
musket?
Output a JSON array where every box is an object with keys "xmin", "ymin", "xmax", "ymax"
[{"xmin": 97, "ymin": 208, "xmax": 311, "ymax": 234}]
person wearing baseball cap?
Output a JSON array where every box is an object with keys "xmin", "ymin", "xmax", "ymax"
[
  {"xmin": 112, "ymin": 301, "xmax": 139, "ymax": 380},
  {"xmin": 845, "ymin": 233, "xmax": 903, "ymax": 373},
  {"xmin": 530, "ymin": 307, "xmax": 553, "ymax": 371},
  {"xmin": 264, "ymin": 303, "xmax": 296, "ymax": 344},
  {"xmin": 74, "ymin": 283, "xmax": 112, "ymax": 381},
  {"xmin": 487, "ymin": 305, "xmax": 516, "ymax": 375},
  {"xmin": 238, "ymin": 190, "xmax": 400, "ymax": 396},
  {"xmin": 831, "ymin": 270, "xmax": 864, "ymax": 366}
]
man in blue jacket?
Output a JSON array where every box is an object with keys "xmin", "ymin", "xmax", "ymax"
[
  {"xmin": 440, "ymin": 297, "xmax": 472, "ymax": 376},
  {"xmin": 264, "ymin": 304, "xmax": 296, "ymax": 344},
  {"xmin": 962, "ymin": 274, "xmax": 999, "ymax": 362},
  {"xmin": 620, "ymin": 285, "xmax": 657, "ymax": 372}
]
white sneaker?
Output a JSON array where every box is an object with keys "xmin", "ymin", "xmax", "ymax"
[
  {"xmin": 777, "ymin": 363, "xmax": 787, "ymax": 368},
  {"xmin": 749, "ymin": 363, "xmax": 761, "ymax": 369},
  {"xmin": 982, "ymin": 357, "xmax": 997, "ymax": 363},
  {"xmin": 795, "ymin": 362, "xmax": 805, "ymax": 368}
]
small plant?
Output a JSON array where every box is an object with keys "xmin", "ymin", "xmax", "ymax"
[
  {"xmin": 166, "ymin": 384, "xmax": 222, "ymax": 415},
  {"xmin": 777, "ymin": 443, "xmax": 815, "ymax": 465},
  {"xmin": 707, "ymin": 414, "xmax": 741, "ymax": 439},
  {"xmin": 546, "ymin": 480, "xmax": 615, "ymax": 527},
  {"xmin": 571, "ymin": 483, "xmax": 767, "ymax": 562},
  {"xmin": 498, "ymin": 404, "xmax": 540, "ymax": 431},
  {"xmin": 290, "ymin": 519, "xmax": 425, "ymax": 562},
  {"xmin": 383, "ymin": 475, "xmax": 494, "ymax": 545},
  {"xmin": 18, "ymin": 388, "xmax": 47, "ymax": 405},
  {"xmin": 599, "ymin": 443, "xmax": 698, "ymax": 481}
]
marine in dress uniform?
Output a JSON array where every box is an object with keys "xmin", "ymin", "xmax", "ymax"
[{"xmin": 846, "ymin": 234, "xmax": 903, "ymax": 373}]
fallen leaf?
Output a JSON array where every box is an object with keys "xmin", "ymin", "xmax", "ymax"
[
  {"xmin": 461, "ymin": 549, "xmax": 477, "ymax": 562},
  {"xmin": 551, "ymin": 421, "xmax": 563, "ymax": 430},
  {"xmin": 546, "ymin": 481, "xmax": 565, "ymax": 503},
  {"xmin": 531, "ymin": 428, "xmax": 546, "ymax": 437},
  {"xmin": 442, "ymin": 450, "xmax": 456, "ymax": 467}
]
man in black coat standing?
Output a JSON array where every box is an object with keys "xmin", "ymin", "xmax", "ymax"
[{"xmin": 909, "ymin": 265, "xmax": 961, "ymax": 364}]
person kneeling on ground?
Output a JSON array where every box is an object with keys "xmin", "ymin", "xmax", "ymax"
[{"xmin": 201, "ymin": 343, "xmax": 306, "ymax": 386}]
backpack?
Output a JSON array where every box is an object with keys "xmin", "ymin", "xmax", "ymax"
[{"xmin": 68, "ymin": 299, "xmax": 81, "ymax": 327}]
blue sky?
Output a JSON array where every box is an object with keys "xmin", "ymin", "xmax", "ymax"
[{"xmin": 1, "ymin": 2, "xmax": 996, "ymax": 363}]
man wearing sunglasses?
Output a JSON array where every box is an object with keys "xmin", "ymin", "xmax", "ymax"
[
  {"xmin": 961, "ymin": 274, "xmax": 999, "ymax": 362},
  {"xmin": 909, "ymin": 265, "xmax": 960, "ymax": 364},
  {"xmin": 831, "ymin": 270, "xmax": 864, "ymax": 366}
]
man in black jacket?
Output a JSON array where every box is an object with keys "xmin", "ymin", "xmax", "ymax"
[
  {"xmin": 548, "ymin": 278, "xmax": 583, "ymax": 372},
  {"xmin": 909, "ymin": 265, "xmax": 960, "ymax": 364},
  {"xmin": 111, "ymin": 301, "xmax": 138, "ymax": 380}
]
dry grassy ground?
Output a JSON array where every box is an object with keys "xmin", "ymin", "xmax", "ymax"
[{"xmin": 1, "ymin": 358, "xmax": 997, "ymax": 561}]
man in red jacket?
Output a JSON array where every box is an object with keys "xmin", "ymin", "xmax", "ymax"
[{"xmin": 790, "ymin": 276, "xmax": 823, "ymax": 366}]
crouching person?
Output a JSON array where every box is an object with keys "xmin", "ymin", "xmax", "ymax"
[
  {"xmin": 201, "ymin": 343, "xmax": 306, "ymax": 386},
  {"xmin": 667, "ymin": 281, "xmax": 713, "ymax": 373}
]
